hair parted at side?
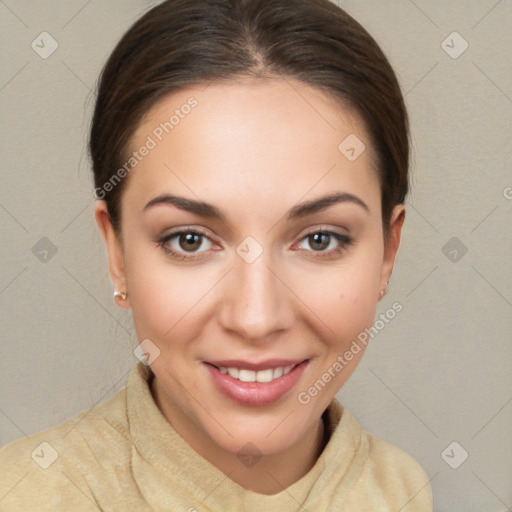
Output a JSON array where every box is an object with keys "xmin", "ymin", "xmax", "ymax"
[{"xmin": 89, "ymin": 0, "xmax": 409, "ymax": 241}]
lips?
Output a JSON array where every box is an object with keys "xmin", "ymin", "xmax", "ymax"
[{"xmin": 204, "ymin": 358, "xmax": 309, "ymax": 406}]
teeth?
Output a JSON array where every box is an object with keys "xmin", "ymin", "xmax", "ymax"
[
  {"xmin": 239, "ymin": 369, "xmax": 256, "ymax": 382},
  {"xmin": 273, "ymin": 367, "xmax": 283, "ymax": 379},
  {"xmin": 227, "ymin": 368, "xmax": 239, "ymax": 379},
  {"xmin": 217, "ymin": 364, "xmax": 297, "ymax": 382},
  {"xmin": 256, "ymin": 369, "xmax": 273, "ymax": 383}
]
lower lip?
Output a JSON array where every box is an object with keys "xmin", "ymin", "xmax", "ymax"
[{"xmin": 205, "ymin": 361, "xmax": 309, "ymax": 406}]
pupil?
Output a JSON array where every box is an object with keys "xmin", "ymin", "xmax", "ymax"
[
  {"xmin": 180, "ymin": 233, "xmax": 201, "ymax": 251},
  {"xmin": 311, "ymin": 233, "xmax": 329, "ymax": 250}
]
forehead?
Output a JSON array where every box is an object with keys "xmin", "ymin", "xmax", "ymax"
[{"xmin": 125, "ymin": 78, "xmax": 380, "ymax": 214}]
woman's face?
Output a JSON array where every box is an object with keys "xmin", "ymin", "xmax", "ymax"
[{"xmin": 95, "ymin": 77, "xmax": 404, "ymax": 457}]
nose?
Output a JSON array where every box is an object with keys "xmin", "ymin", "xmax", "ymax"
[{"xmin": 217, "ymin": 250, "xmax": 295, "ymax": 342}]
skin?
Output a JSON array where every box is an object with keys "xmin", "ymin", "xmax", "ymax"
[{"xmin": 95, "ymin": 77, "xmax": 405, "ymax": 495}]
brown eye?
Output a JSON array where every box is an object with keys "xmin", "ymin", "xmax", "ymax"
[
  {"xmin": 307, "ymin": 233, "xmax": 330, "ymax": 251},
  {"xmin": 178, "ymin": 233, "xmax": 203, "ymax": 252},
  {"xmin": 158, "ymin": 229, "xmax": 214, "ymax": 260},
  {"xmin": 296, "ymin": 230, "xmax": 353, "ymax": 259}
]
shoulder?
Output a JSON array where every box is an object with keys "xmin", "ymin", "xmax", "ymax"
[
  {"xmin": 321, "ymin": 401, "xmax": 433, "ymax": 510},
  {"xmin": 362, "ymin": 430, "xmax": 433, "ymax": 511},
  {"xmin": 0, "ymin": 386, "xmax": 129, "ymax": 512},
  {"xmin": 327, "ymin": 403, "xmax": 433, "ymax": 511}
]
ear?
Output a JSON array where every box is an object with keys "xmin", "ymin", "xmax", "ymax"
[
  {"xmin": 94, "ymin": 200, "xmax": 131, "ymax": 310},
  {"xmin": 379, "ymin": 204, "xmax": 405, "ymax": 298}
]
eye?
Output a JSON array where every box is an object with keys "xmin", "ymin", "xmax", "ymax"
[
  {"xmin": 296, "ymin": 230, "xmax": 352, "ymax": 258},
  {"xmin": 157, "ymin": 229, "xmax": 215, "ymax": 260}
]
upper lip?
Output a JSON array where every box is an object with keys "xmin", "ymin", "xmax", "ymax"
[{"xmin": 205, "ymin": 358, "xmax": 308, "ymax": 371}]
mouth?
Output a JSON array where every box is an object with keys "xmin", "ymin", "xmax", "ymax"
[
  {"xmin": 208, "ymin": 363, "xmax": 299, "ymax": 383},
  {"xmin": 203, "ymin": 358, "xmax": 310, "ymax": 406}
]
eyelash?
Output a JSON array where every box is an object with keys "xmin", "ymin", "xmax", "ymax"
[{"xmin": 157, "ymin": 228, "xmax": 353, "ymax": 261}]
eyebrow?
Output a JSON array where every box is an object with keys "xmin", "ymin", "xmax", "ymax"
[{"xmin": 143, "ymin": 191, "xmax": 369, "ymax": 221}]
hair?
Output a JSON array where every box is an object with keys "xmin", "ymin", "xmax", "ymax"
[{"xmin": 89, "ymin": 0, "xmax": 409, "ymax": 241}]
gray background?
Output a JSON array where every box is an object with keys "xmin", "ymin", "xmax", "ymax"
[{"xmin": 1, "ymin": 1, "xmax": 511, "ymax": 510}]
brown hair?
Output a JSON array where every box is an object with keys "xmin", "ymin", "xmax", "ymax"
[{"xmin": 89, "ymin": 0, "xmax": 409, "ymax": 241}]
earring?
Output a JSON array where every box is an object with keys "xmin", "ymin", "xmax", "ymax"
[
  {"xmin": 379, "ymin": 281, "xmax": 389, "ymax": 299},
  {"xmin": 113, "ymin": 291, "xmax": 127, "ymax": 301}
]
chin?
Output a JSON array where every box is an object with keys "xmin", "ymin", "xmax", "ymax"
[
  {"xmin": 204, "ymin": 416, "xmax": 306, "ymax": 457},
  {"xmin": 196, "ymin": 392, "xmax": 323, "ymax": 457}
]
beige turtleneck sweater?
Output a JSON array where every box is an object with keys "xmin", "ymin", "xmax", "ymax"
[{"xmin": 0, "ymin": 362, "xmax": 433, "ymax": 511}]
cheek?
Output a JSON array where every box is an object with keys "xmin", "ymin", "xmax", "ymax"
[
  {"xmin": 124, "ymin": 248, "xmax": 207, "ymax": 342},
  {"xmin": 291, "ymin": 247, "xmax": 383, "ymax": 345}
]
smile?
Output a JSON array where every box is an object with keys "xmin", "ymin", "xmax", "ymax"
[
  {"xmin": 204, "ymin": 359, "xmax": 309, "ymax": 406},
  {"xmin": 215, "ymin": 365, "xmax": 295, "ymax": 382}
]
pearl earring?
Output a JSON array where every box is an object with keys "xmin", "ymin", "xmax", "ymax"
[{"xmin": 379, "ymin": 281, "xmax": 389, "ymax": 299}]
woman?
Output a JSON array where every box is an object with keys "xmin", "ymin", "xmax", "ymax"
[{"xmin": 0, "ymin": 0, "xmax": 433, "ymax": 510}]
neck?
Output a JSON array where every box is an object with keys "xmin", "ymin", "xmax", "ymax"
[{"xmin": 151, "ymin": 377, "xmax": 328, "ymax": 495}]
